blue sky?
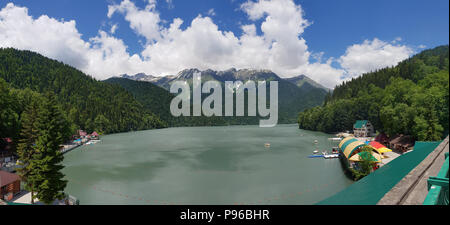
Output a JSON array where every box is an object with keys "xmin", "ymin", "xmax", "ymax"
[{"xmin": 0, "ymin": 0, "xmax": 448, "ymax": 87}]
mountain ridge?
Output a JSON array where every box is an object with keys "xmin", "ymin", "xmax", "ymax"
[{"xmin": 117, "ymin": 68, "xmax": 330, "ymax": 92}]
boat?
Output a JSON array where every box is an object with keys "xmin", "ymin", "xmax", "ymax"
[
  {"xmin": 313, "ymin": 150, "xmax": 319, "ymax": 154},
  {"xmin": 314, "ymin": 140, "xmax": 318, "ymax": 144},
  {"xmin": 323, "ymin": 152, "xmax": 339, "ymax": 159},
  {"xmin": 265, "ymin": 143, "xmax": 271, "ymax": 148},
  {"xmin": 328, "ymin": 137, "xmax": 342, "ymax": 142},
  {"xmin": 308, "ymin": 155, "xmax": 324, "ymax": 158}
]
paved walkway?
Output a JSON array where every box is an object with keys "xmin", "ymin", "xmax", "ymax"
[{"xmin": 380, "ymin": 151, "xmax": 401, "ymax": 166}]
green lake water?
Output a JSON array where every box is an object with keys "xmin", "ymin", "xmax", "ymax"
[{"xmin": 62, "ymin": 124, "xmax": 353, "ymax": 205}]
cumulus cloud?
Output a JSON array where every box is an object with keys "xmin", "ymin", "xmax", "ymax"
[
  {"xmin": 0, "ymin": 2, "xmax": 149, "ymax": 79},
  {"xmin": 0, "ymin": 0, "xmax": 416, "ymax": 88},
  {"xmin": 339, "ymin": 38, "xmax": 414, "ymax": 79},
  {"xmin": 107, "ymin": 0, "xmax": 162, "ymax": 43}
]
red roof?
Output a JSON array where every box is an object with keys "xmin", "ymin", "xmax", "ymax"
[
  {"xmin": 368, "ymin": 141, "xmax": 387, "ymax": 149},
  {"xmin": 0, "ymin": 171, "xmax": 20, "ymax": 187},
  {"xmin": 3, "ymin": 138, "xmax": 12, "ymax": 143},
  {"xmin": 91, "ymin": 131, "xmax": 99, "ymax": 136},
  {"xmin": 78, "ymin": 130, "xmax": 87, "ymax": 136}
]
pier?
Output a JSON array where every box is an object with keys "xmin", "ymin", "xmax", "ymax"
[{"xmin": 60, "ymin": 144, "xmax": 81, "ymax": 154}]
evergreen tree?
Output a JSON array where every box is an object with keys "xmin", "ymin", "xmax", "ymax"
[
  {"xmin": 29, "ymin": 92, "xmax": 69, "ymax": 204},
  {"xmin": 16, "ymin": 98, "xmax": 40, "ymax": 204},
  {"xmin": 0, "ymin": 78, "xmax": 19, "ymax": 139}
]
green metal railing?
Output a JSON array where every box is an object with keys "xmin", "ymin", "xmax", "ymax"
[{"xmin": 423, "ymin": 152, "xmax": 449, "ymax": 205}]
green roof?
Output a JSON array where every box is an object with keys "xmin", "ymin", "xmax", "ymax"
[
  {"xmin": 317, "ymin": 141, "xmax": 442, "ymax": 205},
  {"xmin": 354, "ymin": 120, "xmax": 368, "ymax": 129}
]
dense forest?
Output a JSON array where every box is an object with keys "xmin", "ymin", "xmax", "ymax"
[
  {"xmin": 0, "ymin": 48, "xmax": 166, "ymax": 142},
  {"xmin": 104, "ymin": 77, "xmax": 230, "ymax": 127},
  {"xmin": 298, "ymin": 45, "xmax": 449, "ymax": 141}
]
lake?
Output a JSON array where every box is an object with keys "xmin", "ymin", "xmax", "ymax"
[{"xmin": 62, "ymin": 124, "xmax": 353, "ymax": 205}]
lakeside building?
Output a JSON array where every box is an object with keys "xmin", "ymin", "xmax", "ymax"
[
  {"xmin": 0, "ymin": 138, "xmax": 12, "ymax": 151},
  {"xmin": 0, "ymin": 170, "xmax": 21, "ymax": 201},
  {"xmin": 353, "ymin": 120, "xmax": 375, "ymax": 137},
  {"xmin": 389, "ymin": 135, "xmax": 415, "ymax": 153},
  {"xmin": 89, "ymin": 131, "xmax": 99, "ymax": 140}
]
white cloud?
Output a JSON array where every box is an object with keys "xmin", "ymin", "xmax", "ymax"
[
  {"xmin": 0, "ymin": 3, "xmax": 91, "ymax": 69},
  {"xmin": 0, "ymin": 0, "xmax": 417, "ymax": 89},
  {"xmin": 418, "ymin": 44, "xmax": 426, "ymax": 49},
  {"xmin": 339, "ymin": 38, "xmax": 414, "ymax": 79},
  {"xmin": 0, "ymin": 3, "xmax": 148, "ymax": 79},
  {"xmin": 165, "ymin": 0, "xmax": 174, "ymax": 9},
  {"xmin": 110, "ymin": 23, "xmax": 118, "ymax": 34},
  {"xmin": 107, "ymin": 0, "xmax": 162, "ymax": 43},
  {"xmin": 207, "ymin": 8, "xmax": 216, "ymax": 16}
]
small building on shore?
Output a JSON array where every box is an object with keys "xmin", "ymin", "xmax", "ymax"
[
  {"xmin": 0, "ymin": 170, "xmax": 21, "ymax": 201},
  {"xmin": 89, "ymin": 131, "xmax": 99, "ymax": 140},
  {"xmin": 0, "ymin": 138, "xmax": 12, "ymax": 151},
  {"xmin": 389, "ymin": 135, "xmax": 415, "ymax": 153},
  {"xmin": 353, "ymin": 120, "xmax": 375, "ymax": 137}
]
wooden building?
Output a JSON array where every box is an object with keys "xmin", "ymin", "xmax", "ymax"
[
  {"xmin": 389, "ymin": 135, "xmax": 415, "ymax": 153},
  {"xmin": 0, "ymin": 170, "xmax": 21, "ymax": 201}
]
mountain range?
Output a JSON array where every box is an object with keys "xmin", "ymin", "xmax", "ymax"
[
  {"xmin": 108, "ymin": 68, "xmax": 329, "ymax": 125},
  {"xmin": 117, "ymin": 69, "xmax": 330, "ymax": 92}
]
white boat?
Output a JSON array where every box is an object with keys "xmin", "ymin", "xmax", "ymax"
[
  {"xmin": 323, "ymin": 152, "xmax": 339, "ymax": 159},
  {"xmin": 328, "ymin": 137, "xmax": 342, "ymax": 142},
  {"xmin": 313, "ymin": 150, "xmax": 319, "ymax": 154}
]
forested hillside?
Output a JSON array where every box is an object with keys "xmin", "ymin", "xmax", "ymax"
[
  {"xmin": 0, "ymin": 48, "xmax": 166, "ymax": 137},
  {"xmin": 298, "ymin": 45, "xmax": 449, "ymax": 141},
  {"xmin": 104, "ymin": 77, "xmax": 229, "ymax": 127}
]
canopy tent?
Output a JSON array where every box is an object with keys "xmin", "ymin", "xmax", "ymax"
[
  {"xmin": 338, "ymin": 137, "xmax": 366, "ymax": 159},
  {"xmin": 368, "ymin": 141, "xmax": 392, "ymax": 153},
  {"xmin": 343, "ymin": 141, "xmax": 366, "ymax": 159},
  {"xmin": 339, "ymin": 137, "xmax": 355, "ymax": 149},
  {"xmin": 349, "ymin": 151, "xmax": 382, "ymax": 163}
]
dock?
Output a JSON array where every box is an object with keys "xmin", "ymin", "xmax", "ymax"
[{"xmin": 60, "ymin": 144, "xmax": 81, "ymax": 154}]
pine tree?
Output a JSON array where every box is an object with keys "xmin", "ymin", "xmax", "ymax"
[
  {"xmin": 16, "ymin": 99, "xmax": 40, "ymax": 204},
  {"xmin": 30, "ymin": 92, "xmax": 69, "ymax": 204}
]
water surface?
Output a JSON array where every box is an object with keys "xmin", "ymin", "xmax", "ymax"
[{"xmin": 63, "ymin": 124, "xmax": 353, "ymax": 205}]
